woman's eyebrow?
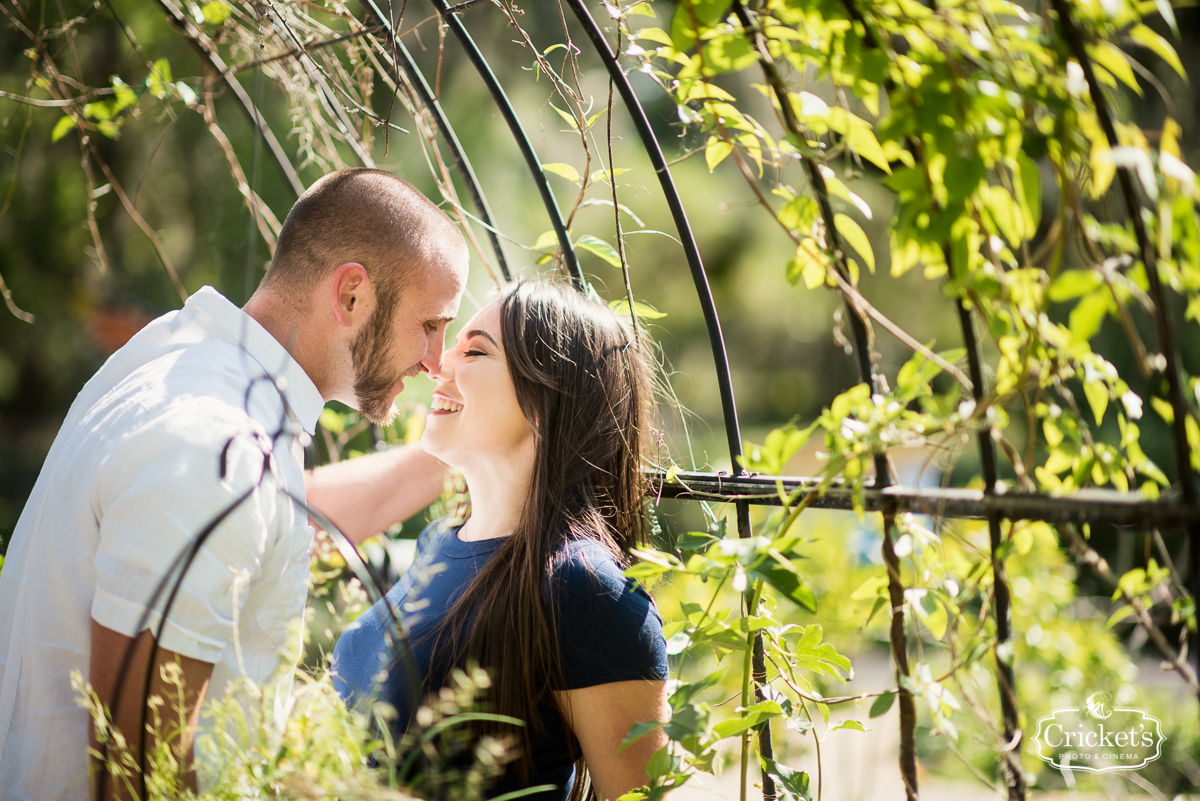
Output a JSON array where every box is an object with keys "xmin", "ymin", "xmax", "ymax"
[{"xmin": 466, "ymin": 329, "xmax": 498, "ymax": 347}]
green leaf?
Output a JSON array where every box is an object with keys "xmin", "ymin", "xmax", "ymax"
[
  {"xmin": 1130, "ymin": 24, "xmax": 1184, "ymax": 77},
  {"xmin": 703, "ymin": 33, "xmax": 757, "ymax": 74},
  {"xmin": 923, "ymin": 601, "xmax": 948, "ymax": 641},
  {"xmin": 669, "ymin": 0, "xmax": 732, "ymax": 51},
  {"xmin": 713, "ymin": 716, "xmax": 758, "ymax": 739},
  {"xmin": 850, "ymin": 575, "xmax": 888, "ymax": 600},
  {"xmin": 610, "ymin": 299, "xmax": 667, "ymax": 320},
  {"xmin": 51, "ymin": 115, "xmax": 75, "ymax": 143},
  {"xmin": 575, "ymin": 235, "xmax": 622, "ymax": 267},
  {"xmin": 1015, "ymin": 153, "xmax": 1041, "ymax": 235},
  {"xmin": 982, "ymin": 184, "xmax": 1022, "ymax": 245},
  {"xmin": 533, "ymin": 230, "xmax": 560, "ymax": 250},
  {"xmin": 869, "ymin": 691, "xmax": 896, "ymax": 718},
  {"xmin": 834, "ymin": 213, "xmax": 874, "ymax": 273},
  {"xmin": 548, "ymin": 103, "xmax": 579, "ymax": 130},
  {"xmin": 705, "ymin": 135, "xmax": 733, "ymax": 171},
  {"xmin": 634, "ymin": 26, "xmax": 673, "ymax": 46},
  {"xmin": 1068, "ymin": 292, "xmax": 1109, "ymax": 343},
  {"xmin": 749, "ymin": 556, "xmax": 817, "ymax": 612},
  {"xmin": 110, "ymin": 77, "xmax": 137, "ymax": 112},
  {"xmin": 828, "ymin": 107, "xmax": 891, "ymax": 174},
  {"xmin": 778, "ymin": 196, "xmax": 818, "ymax": 232},
  {"xmin": 319, "ymin": 408, "xmax": 346, "ymax": 435},
  {"xmin": 1089, "ymin": 43, "xmax": 1141, "ymax": 95},
  {"xmin": 1150, "ymin": 396, "xmax": 1175, "ymax": 424},
  {"xmin": 1048, "ymin": 269, "xmax": 1102, "ymax": 302},
  {"xmin": 201, "ymin": 0, "xmax": 231, "ymax": 25},
  {"xmin": 677, "ymin": 530, "xmax": 718, "ymax": 553},
  {"xmin": 757, "ymin": 754, "xmax": 811, "ymax": 801},
  {"xmin": 830, "ymin": 719, "xmax": 868, "ymax": 733},
  {"xmin": 617, "ymin": 720, "xmax": 661, "ymax": 751},
  {"xmin": 627, "ymin": 2, "xmax": 656, "ymax": 17},
  {"xmin": 1105, "ymin": 604, "xmax": 1136, "ymax": 630},
  {"xmin": 148, "ymin": 58, "xmax": 172, "ymax": 99},
  {"xmin": 541, "ymin": 162, "xmax": 581, "ymax": 184},
  {"xmin": 786, "ymin": 239, "xmax": 829, "ymax": 289},
  {"xmin": 1084, "ymin": 381, "xmax": 1109, "ymax": 426}
]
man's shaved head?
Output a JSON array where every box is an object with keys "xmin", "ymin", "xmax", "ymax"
[
  {"xmin": 250, "ymin": 168, "xmax": 468, "ymax": 424},
  {"xmin": 264, "ymin": 168, "xmax": 465, "ymax": 293}
]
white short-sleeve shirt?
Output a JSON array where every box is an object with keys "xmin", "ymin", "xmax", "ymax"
[{"xmin": 0, "ymin": 286, "xmax": 324, "ymax": 800}]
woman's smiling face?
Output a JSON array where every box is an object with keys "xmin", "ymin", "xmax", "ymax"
[{"xmin": 420, "ymin": 302, "xmax": 534, "ymax": 469}]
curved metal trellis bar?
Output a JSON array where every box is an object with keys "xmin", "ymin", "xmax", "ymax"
[
  {"xmin": 559, "ymin": 2, "xmax": 782, "ymax": 792},
  {"xmin": 563, "ymin": 0, "xmax": 745, "ymax": 472},
  {"xmin": 358, "ymin": 0, "xmax": 512, "ymax": 281},
  {"xmin": 156, "ymin": 0, "xmax": 304, "ymax": 199},
  {"xmin": 424, "ymin": 0, "xmax": 585, "ymax": 289},
  {"xmin": 99, "ymin": 374, "xmax": 419, "ymax": 801}
]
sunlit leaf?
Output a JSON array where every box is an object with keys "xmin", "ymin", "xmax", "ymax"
[
  {"xmin": 548, "ymin": 103, "xmax": 579, "ymax": 130},
  {"xmin": 541, "ymin": 162, "xmax": 581, "ymax": 184},
  {"xmin": 51, "ymin": 115, "xmax": 75, "ymax": 143},
  {"xmin": 201, "ymin": 0, "xmax": 231, "ymax": 25},
  {"xmin": 610, "ymin": 298, "xmax": 667, "ymax": 319},
  {"xmin": 705, "ymin": 135, "xmax": 733, "ymax": 171},
  {"xmin": 1129, "ymin": 24, "xmax": 1184, "ymax": 78},
  {"xmin": 828, "ymin": 107, "xmax": 891, "ymax": 173},
  {"xmin": 1089, "ymin": 43, "xmax": 1141, "ymax": 95},
  {"xmin": 575, "ymin": 235, "xmax": 622, "ymax": 267},
  {"xmin": 834, "ymin": 213, "xmax": 874, "ymax": 273}
]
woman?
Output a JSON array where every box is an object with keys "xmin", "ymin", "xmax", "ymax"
[{"xmin": 332, "ymin": 281, "xmax": 670, "ymax": 801}]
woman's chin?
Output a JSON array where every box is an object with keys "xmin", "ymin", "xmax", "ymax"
[{"xmin": 419, "ymin": 432, "xmax": 458, "ymax": 467}]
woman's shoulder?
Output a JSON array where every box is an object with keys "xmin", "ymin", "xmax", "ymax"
[
  {"xmin": 549, "ymin": 537, "xmax": 632, "ymax": 594},
  {"xmin": 547, "ymin": 537, "xmax": 668, "ymax": 688}
]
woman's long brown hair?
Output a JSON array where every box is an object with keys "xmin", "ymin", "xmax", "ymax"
[{"xmin": 426, "ymin": 280, "xmax": 654, "ymax": 789}]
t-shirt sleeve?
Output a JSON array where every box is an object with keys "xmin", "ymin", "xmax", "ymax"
[
  {"xmin": 91, "ymin": 402, "xmax": 280, "ymax": 664},
  {"xmin": 548, "ymin": 543, "xmax": 669, "ymax": 690}
]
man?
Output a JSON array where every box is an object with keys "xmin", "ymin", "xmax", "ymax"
[{"xmin": 0, "ymin": 168, "xmax": 468, "ymax": 799}]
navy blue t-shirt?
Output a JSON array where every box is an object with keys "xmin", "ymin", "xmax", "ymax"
[{"xmin": 332, "ymin": 518, "xmax": 668, "ymax": 800}]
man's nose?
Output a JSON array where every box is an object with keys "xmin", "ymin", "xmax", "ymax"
[{"xmin": 420, "ymin": 330, "xmax": 446, "ymax": 378}]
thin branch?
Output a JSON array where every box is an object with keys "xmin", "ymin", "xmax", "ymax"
[
  {"xmin": 0, "ymin": 271, "xmax": 34, "ymax": 323},
  {"xmin": 1059, "ymin": 523, "xmax": 1199, "ymax": 691},
  {"xmin": 91, "ymin": 148, "xmax": 188, "ymax": 303},
  {"xmin": 230, "ymin": 25, "xmax": 385, "ymax": 73},
  {"xmin": 0, "ymin": 87, "xmax": 112, "ymax": 106}
]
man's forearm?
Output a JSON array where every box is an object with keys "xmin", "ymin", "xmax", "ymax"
[
  {"xmin": 89, "ymin": 622, "xmax": 213, "ymax": 801},
  {"xmin": 305, "ymin": 444, "xmax": 448, "ymax": 544}
]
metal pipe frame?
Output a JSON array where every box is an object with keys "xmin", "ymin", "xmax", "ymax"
[
  {"xmin": 425, "ymin": 0, "xmax": 585, "ymax": 289},
  {"xmin": 357, "ymin": 0, "xmax": 512, "ymax": 280},
  {"xmin": 652, "ymin": 470, "xmax": 1200, "ymax": 526}
]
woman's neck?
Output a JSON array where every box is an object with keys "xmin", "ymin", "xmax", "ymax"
[{"xmin": 455, "ymin": 447, "xmax": 535, "ymax": 542}]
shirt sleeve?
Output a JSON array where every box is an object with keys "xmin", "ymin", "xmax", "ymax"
[
  {"xmin": 548, "ymin": 542, "xmax": 669, "ymax": 690},
  {"xmin": 91, "ymin": 400, "xmax": 280, "ymax": 664}
]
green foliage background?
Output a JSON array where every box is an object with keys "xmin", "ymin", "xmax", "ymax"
[{"xmin": 3, "ymin": 0, "xmax": 1200, "ymax": 797}]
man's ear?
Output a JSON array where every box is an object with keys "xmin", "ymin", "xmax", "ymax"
[{"xmin": 330, "ymin": 263, "xmax": 371, "ymax": 328}]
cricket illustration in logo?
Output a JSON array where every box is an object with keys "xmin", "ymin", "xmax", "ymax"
[{"xmin": 1085, "ymin": 692, "xmax": 1113, "ymax": 720}]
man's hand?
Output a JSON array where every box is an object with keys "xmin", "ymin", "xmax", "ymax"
[
  {"xmin": 89, "ymin": 621, "xmax": 214, "ymax": 801},
  {"xmin": 305, "ymin": 444, "xmax": 448, "ymax": 544}
]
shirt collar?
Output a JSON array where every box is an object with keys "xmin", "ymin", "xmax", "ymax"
[{"xmin": 185, "ymin": 286, "xmax": 325, "ymax": 435}]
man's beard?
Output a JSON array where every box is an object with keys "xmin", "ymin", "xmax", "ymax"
[{"xmin": 349, "ymin": 300, "xmax": 414, "ymax": 426}]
